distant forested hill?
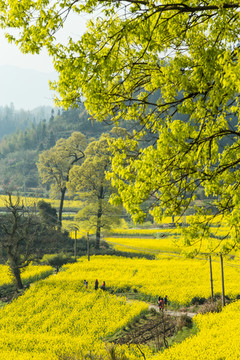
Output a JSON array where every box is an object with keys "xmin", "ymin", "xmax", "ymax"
[
  {"xmin": 0, "ymin": 104, "xmax": 110, "ymax": 194},
  {"xmin": 0, "ymin": 104, "xmax": 53, "ymax": 140}
]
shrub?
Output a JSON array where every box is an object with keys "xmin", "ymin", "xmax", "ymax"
[
  {"xmin": 190, "ymin": 296, "xmax": 206, "ymax": 305},
  {"xmin": 41, "ymin": 253, "xmax": 75, "ymax": 269},
  {"xmin": 197, "ymin": 300, "xmax": 222, "ymax": 314}
]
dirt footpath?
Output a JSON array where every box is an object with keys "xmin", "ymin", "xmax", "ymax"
[{"xmin": 148, "ymin": 303, "xmax": 196, "ymax": 318}]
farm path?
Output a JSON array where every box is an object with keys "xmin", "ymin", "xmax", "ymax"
[{"xmin": 147, "ymin": 303, "xmax": 196, "ymax": 318}]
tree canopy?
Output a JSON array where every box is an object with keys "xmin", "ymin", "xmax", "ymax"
[
  {"xmin": 68, "ymin": 134, "xmax": 122, "ymax": 249},
  {"xmin": 37, "ymin": 131, "xmax": 86, "ymax": 226},
  {"xmin": 3, "ymin": 2, "xmax": 240, "ymax": 252}
]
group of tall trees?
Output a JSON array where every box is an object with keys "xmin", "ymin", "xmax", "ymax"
[
  {"xmin": 0, "ymin": 2, "xmax": 240, "ymax": 254},
  {"xmin": 0, "ymin": 125, "xmax": 124, "ymax": 289},
  {"xmin": 37, "ymin": 131, "xmax": 123, "ymax": 249}
]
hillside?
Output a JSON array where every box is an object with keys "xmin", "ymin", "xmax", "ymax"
[{"xmin": 0, "ymin": 105, "xmax": 109, "ymax": 193}]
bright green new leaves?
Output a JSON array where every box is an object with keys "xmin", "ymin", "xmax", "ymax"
[
  {"xmin": 3, "ymin": 2, "xmax": 240, "ymax": 252},
  {"xmin": 37, "ymin": 132, "xmax": 86, "ymax": 226},
  {"xmin": 67, "ymin": 134, "xmax": 122, "ymax": 249}
]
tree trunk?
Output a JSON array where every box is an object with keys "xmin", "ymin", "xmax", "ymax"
[
  {"xmin": 95, "ymin": 190, "xmax": 103, "ymax": 250},
  {"xmin": 95, "ymin": 207, "xmax": 102, "ymax": 250},
  {"xmin": 59, "ymin": 187, "xmax": 66, "ymax": 228},
  {"xmin": 12, "ymin": 267, "xmax": 24, "ymax": 290},
  {"xmin": 8, "ymin": 256, "xmax": 23, "ymax": 290},
  {"xmin": 8, "ymin": 251, "xmax": 23, "ymax": 290}
]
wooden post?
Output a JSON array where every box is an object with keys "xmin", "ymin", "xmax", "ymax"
[
  {"xmin": 220, "ymin": 254, "xmax": 225, "ymax": 307},
  {"xmin": 74, "ymin": 229, "xmax": 77, "ymax": 261},
  {"xmin": 209, "ymin": 255, "xmax": 214, "ymax": 300},
  {"xmin": 87, "ymin": 232, "xmax": 90, "ymax": 261}
]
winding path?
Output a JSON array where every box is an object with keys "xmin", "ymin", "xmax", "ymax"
[{"xmin": 147, "ymin": 303, "xmax": 196, "ymax": 318}]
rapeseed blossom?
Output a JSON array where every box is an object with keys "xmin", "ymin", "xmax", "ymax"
[
  {"xmin": 0, "ymin": 254, "xmax": 240, "ymax": 358},
  {"xmin": 0, "ymin": 264, "xmax": 53, "ymax": 287},
  {"xmin": 151, "ymin": 300, "xmax": 240, "ymax": 360},
  {"xmin": 62, "ymin": 255, "xmax": 240, "ymax": 304},
  {"xmin": 0, "ymin": 269, "xmax": 149, "ymax": 359}
]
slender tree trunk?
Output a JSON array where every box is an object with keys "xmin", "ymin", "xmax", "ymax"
[
  {"xmin": 209, "ymin": 255, "xmax": 214, "ymax": 299},
  {"xmin": 95, "ymin": 203, "xmax": 102, "ymax": 250},
  {"xmin": 220, "ymin": 254, "xmax": 225, "ymax": 307},
  {"xmin": 95, "ymin": 189, "xmax": 103, "ymax": 250},
  {"xmin": 59, "ymin": 187, "xmax": 66, "ymax": 228}
]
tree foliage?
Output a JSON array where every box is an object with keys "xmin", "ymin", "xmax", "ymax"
[
  {"xmin": 37, "ymin": 200, "xmax": 58, "ymax": 229},
  {"xmin": 37, "ymin": 131, "xmax": 86, "ymax": 226},
  {"xmin": 0, "ymin": 105, "xmax": 105, "ymax": 193},
  {"xmin": 68, "ymin": 134, "xmax": 122, "ymax": 249},
  {"xmin": 3, "ymin": 2, "xmax": 240, "ymax": 252}
]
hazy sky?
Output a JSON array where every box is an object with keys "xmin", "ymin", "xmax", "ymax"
[
  {"xmin": 0, "ymin": 35, "xmax": 54, "ymax": 73},
  {"xmin": 0, "ymin": 12, "xmax": 87, "ymax": 73},
  {"xmin": 0, "ymin": 12, "xmax": 88, "ymax": 109}
]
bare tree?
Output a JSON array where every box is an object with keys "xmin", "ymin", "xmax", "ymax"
[{"xmin": 0, "ymin": 194, "xmax": 40, "ymax": 290}]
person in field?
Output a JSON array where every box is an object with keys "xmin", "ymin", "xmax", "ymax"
[
  {"xmin": 158, "ymin": 297, "xmax": 164, "ymax": 311},
  {"xmin": 100, "ymin": 281, "xmax": 106, "ymax": 290},
  {"xmin": 164, "ymin": 295, "xmax": 168, "ymax": 308},
  {"xmin": 95, "ymin": 279, "xmax": 99, "ymax": 290}
]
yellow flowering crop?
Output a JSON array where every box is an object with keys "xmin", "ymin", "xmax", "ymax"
[
  {"xmin": 0, "ymin": 256, "xmax": 239, "ymax": 359},
  {"xmin": 0, "ymin": 195, "xmax": 82, "ymax": 211},
  {"xmin": 61, "ymin": 256, "xmax": 240, "ymax": 305},
  {"xmin": 105, "ymin": 236, "xmax": 181, "ymax": 253},
  {"xmin": 0, "ymin": 270, "xmax": 150, "ymax": 359},
  {"xmin": 151, "ymin": 300, "xmax": 240, "ymax": 360},
  {"xmin": 109, "ymin": 228, "xmax": 178, "ymax": 235},
  {"xmin": 104, "ymin": 235, "xmax": 238, "ymax": 256},
  {"xmin": 0, "ymin": 264, "xmax": 53, "ymax": 287}
]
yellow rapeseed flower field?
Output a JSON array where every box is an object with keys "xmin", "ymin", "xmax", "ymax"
[
  {"xmin": 105, "ymin": 236, "xmax": 181, "ymax": 253},
  {"xmin": 0, "ymin": 256, "xmax": 239, "ymax": 358},
  {"xmin": 0, "ymin": 195, "xmax": 82, "ymax": 211},
  {"xmin": 109, "ymin": 228, "xmax": 178, "ymax": 235},
  {"xmin": 0, "ymin": 264, "xmax": 53, "ymax": 287},
  {"xmin": 0, "ymin": 269, "xmax": 150, "ymax": 359},
  {"xmin": 61, "ymin": 256, "xmax": 240, "ymax": 305},
  {"xmin": 104, "ymin": 234, "xmax": 235, "ymax": 256},
  {"xmin": 151, "ymin": 300, "xmax": 240, "ymax": 360}
]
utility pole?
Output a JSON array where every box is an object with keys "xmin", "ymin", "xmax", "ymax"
[
  {"xmin": 220, "ymin": 253, "xmax": 225, "ymax": 307},
  {"xmin": 209, "ymin": 255, "xmax": 214, "ymax": 299}
]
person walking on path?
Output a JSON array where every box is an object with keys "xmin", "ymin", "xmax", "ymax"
[
  {"xmin": 158, "ymin": 296, "xmax": 164, "ymax": 311},
  {"xmin": 95, "ymin": 279, "xmax": 99, "ymax": 290},
  {"xmin": 159, "ymin": 297, "xmax": 164, "ymax": 311},
  {"xmin": 164, "ymin": 295, "xmax": 168, "ymax": 309}
]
